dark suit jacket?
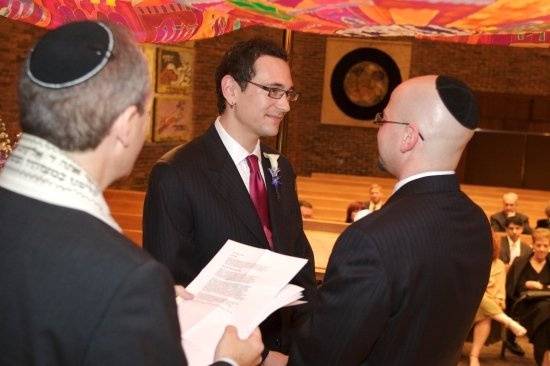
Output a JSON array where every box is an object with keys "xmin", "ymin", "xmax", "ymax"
[
  {"xmin": 289, "ymin": 174, "xmax": 493, "ymax": 366},
  {"xmin": 490, "ymin": 211, "xmax": 532, "ymax": 235},
  {"xmin": 0, "ymin": 188, "xmax": 191, "ymax": 366},
  {"xmin": 143, "ymin": 125, "xmax": 316, "ymax": 353},
  {"xmin": 536, "ymin": 218, "xmax": 550, "ymax": 229},
  {"xmin": 498, "ymin": 236, "xmax": 532, "ymax": 265}
]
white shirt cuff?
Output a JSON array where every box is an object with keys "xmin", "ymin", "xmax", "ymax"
[{"xmin": 215, "ymin": 357, "xmax": 239, "ymax": 366}]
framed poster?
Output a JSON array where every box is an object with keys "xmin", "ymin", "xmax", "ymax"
[
  {"xmin": 153, "ymin": 96, "xmax": 193, "ymax": 142},
  {"xmin": 156, "ymin": 47, "xmax": 194, "ymax": 95},
  {"xmin": 141, "ymin": 44, "xmax": 156, "ymax": 142}
]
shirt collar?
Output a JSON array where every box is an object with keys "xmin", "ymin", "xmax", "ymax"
[
  {"xmin": 394, "ymin": 170, "xmax": 455, "ymax": 192},
  {"xmin": 215, "ymin": 117, "xmax": 261, "ymax": 165},
  {"xmin": 507, "ymin": 236, "xmax": 521, "ymax": 247}
]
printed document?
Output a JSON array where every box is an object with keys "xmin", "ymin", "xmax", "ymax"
[{"xmin": 177, "ymin": 239, "xmax": 308, "ymax": 366}]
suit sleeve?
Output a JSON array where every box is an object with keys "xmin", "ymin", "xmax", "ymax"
[
  {"xmin": 490, "ymin": 215, "xmax": 502, "ymax": 232},
  {"xmin": 83, "ymin": 261, "xmax": 185, "ymax": 366},
  {"xmin": 289, "ymin": 227, "xmax": 390, "ymax": 365},
  {"xmin": 280, "ymin": 162, "xmax": 317, "ymax": 353},
  {"xmin": 143, "ymin": 162, "xmax": 198, "ymax": 285}
]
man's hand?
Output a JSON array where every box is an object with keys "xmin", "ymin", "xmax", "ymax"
[
  {"xmin": 214, "ymin": 326, "xmax": 264, "ymax": 366},
  {"xmin": 174, "ymin": 285, "xmax": 194, "ymax": 300},
  {"xmin": 525, "ymin": 280, "xmax": 544, "ymax": 290},
  {"xmin": 262, "ymin": 351, "xmax": 288, "ymax": 366}
]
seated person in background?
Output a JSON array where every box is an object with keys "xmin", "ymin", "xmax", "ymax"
[
  {"xmin": 0, "ymin": 21, "xmax": 263, "ymax": 366},
  {"xmin": 299, "ymin": 200, "xmax": 313, "ymax": 219},
  {"xmin": 536, "ymin": 201, "xmax": 550, "ymax": 229},
  {"xmin": 491, "ymin": 192, "xmax": 532, "ymax": 234},
  {"xmin": 365, "ymin": 183, "xmax": 384, "ymax": 211},
  {"xmin": 506, "ymin": 228, "xmax": 550, "ymax": 365},
  {"xmin": 345, "ymin": 201, "xmax": 366, "ymax": 223},
  {"xmin": 469, "ymin": 233, "xmax": 526, "ymax": 366},
  {"xmin": 499, "ymin": 215, "xmax": 532, "ymax": 270}
]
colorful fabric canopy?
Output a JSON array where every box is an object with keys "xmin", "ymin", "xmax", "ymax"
[{"xmin": 1, "ymin": 0, "xmax": 549, "ymax": 46}]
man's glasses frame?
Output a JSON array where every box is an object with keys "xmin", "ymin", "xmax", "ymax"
[
  {"xmin": 245, "ymin": 80, "xmax": 299, "ymax": 102},
  {"xmin": 373, "ymin": 112, "xmax": 425, "ymax": 141}
]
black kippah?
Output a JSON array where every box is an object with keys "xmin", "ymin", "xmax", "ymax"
[
  {"xmin": 435, "ymin": 75, "xmax": 479, "ymax": 130},
  {"xmin": 27, "ymin": 21, "xmax": 114, "ymax": 89}
]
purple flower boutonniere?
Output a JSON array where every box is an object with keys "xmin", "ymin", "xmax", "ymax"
[{"xmin": 263, "ymin": 153, "xmax": 281, "ymax": 198}]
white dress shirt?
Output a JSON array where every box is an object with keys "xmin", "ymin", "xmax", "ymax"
[
  {"xmin": 507, "ymin": 236, "xmax": 522, "ymax": 264},
  {"xmin": 215, "ymin": 118, "xmax": 267, "ymax": 192},
  {"xmin": 394, "ymin": 170, "xmax": 455, "ymax": 192}
]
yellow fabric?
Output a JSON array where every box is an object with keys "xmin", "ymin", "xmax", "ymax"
[{"xmin": 474, "ymin": 259, "xmax": 506, "ymax": 322}]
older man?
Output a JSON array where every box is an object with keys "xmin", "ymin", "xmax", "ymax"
[
  {"xmin": 289, "ymin": 75, "xmax": 492, "ymax": 366},
  {"xmin": 0, "ymin": 21, "xmax": 262, "ymax": 366},
  {"xmin": 490, "ymin": 192, "xmax": 532, "ymax": 234}
]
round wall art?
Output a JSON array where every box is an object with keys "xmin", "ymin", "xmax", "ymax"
[{"xmin": 330, "ymin": 47, "xmax": 402, "ymax": 120}]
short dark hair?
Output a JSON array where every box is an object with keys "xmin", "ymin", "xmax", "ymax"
[
  {"xmin": 505, "ymin": 215, "xmax": 524, "ymax": 228},
  {"xmin": 215, "ymin": 38, "xmax": 287, "ymax": 114},
  {"xmin": 299, "ymin": 200, "xmax": 313, "ymax": 209}
]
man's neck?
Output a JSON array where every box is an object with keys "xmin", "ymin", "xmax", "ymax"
[{"xmin": 219, "ymin": 114, "xmax": 259, "ymax": 153}]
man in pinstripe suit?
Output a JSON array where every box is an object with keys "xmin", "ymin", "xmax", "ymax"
[
  {"xmin": 289, "ymin": 75, "xmax": 493, "ymax": 366},
  {"xmin": 143, "ymin": 38, "xmax": 316, "ymax": 366}
]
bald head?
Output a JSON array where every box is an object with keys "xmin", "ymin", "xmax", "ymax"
[
  {"xmin": 502, "ymin": 192, "xmax": 519, "ymax": 215},
  {"xmin": 376, "ymin": 75, "xmax": 478, "ymax": 179}
]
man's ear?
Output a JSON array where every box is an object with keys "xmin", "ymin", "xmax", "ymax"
[
  {"xmin": 399, "ymin": 124, "xmax": 420, "ymax": 153},
  {"xmin": 110, "ymin": 105, "xmax": 138, "ymax": 148},
  {"xmin": 221, "ymin": 75, "xmax": 239, "ymax": 107}
]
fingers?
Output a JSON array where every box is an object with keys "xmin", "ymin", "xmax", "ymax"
[
  {"xmin": 250, "ymin": 327, "xmax": 262, "ymax": 340},
  {"xmin": 174, "ymin": 285, "xmax": 194, "ymax": 300},
  {"xmin": 224, "ymin": 325, "xmax": 238, "ymax": 337}
]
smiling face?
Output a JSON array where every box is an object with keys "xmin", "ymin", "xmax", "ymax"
[
  {"xmin": 532, "ymin": 239, "xmax": 549, "ymax": 262},
  {"xmin": 232, "ymin": 55, "xmax": 292, "ymax": 140}
]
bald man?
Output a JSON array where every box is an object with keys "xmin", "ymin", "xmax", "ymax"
[
  {"xmin": 289, "ymin": 76, "xmax": 492, "ymax": 366},
  {"xmin": 490, "ymin": 192, "xmax": 532, "ymax": 234}
]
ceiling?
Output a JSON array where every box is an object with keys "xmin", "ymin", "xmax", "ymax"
[{"xmin": 1, "ymin": 0, "xmax": 549, "ymax": 46}]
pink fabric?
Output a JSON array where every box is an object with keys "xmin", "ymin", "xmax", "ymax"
[{"xmin": 246, "ymin": 155, "xmax": 273, "ymax": 249}]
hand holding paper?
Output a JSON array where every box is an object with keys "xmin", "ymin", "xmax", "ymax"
[
  {"xmin": 177, "ymin": 240, "xmax": 308, "ymax": 366},
  {"xmin": 214, "ymin": 326, "xmax": 264, "ymax": 366}
]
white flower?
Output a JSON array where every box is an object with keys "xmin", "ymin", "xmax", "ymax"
[{"xmin": 263, "ymin": 153, "xmax": 280, "ymax": 172}]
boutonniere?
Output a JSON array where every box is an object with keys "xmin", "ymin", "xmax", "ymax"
[{"xmin": 263, "ymin": 153, "xmax": 281, "ymax": 198}]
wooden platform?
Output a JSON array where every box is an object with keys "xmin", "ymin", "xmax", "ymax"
[{"xmin": 105, "ymin": 173, "xmax": 550, "ymax": 276}]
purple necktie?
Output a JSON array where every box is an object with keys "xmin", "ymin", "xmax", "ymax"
[{"xmin": 246, "ymin": 155, "xmax": 273, "ymax": 249}]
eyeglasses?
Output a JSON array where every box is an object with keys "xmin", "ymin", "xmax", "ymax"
[
  {"xmin": 373, "ymin": 112, "xmax": 425, "ymax": 141},
  {"xmin": 245, "ymin": 80, "xmax": 299, "ymax": 102}
]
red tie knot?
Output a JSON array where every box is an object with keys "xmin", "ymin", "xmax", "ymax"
[{"xmin": 246, "ymin": 154, "xmax": 260, "ymax": 174}]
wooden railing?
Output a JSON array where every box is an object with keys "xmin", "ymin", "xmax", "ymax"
[{"xmin": 105, "ymin": 173, "xmax": 549, "ymax": 276}]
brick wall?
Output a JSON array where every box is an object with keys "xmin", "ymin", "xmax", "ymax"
[{"xmin": 1, "ymin": 17, "xmax": 549, "ymax": 190}]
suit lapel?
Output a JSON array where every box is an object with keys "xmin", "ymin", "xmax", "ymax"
[
  {"xmin": 261, "ymin": 150, "xmax": 284, "ymax": 252},
  {"xmin": 502, "ymin": 239, "xmax": 511, "ymax": 263},
  {"xmin": 202, "ymin": 126, "xmax": 269, "ymax": 248}
]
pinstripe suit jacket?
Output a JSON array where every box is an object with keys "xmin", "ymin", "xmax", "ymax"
[
  {"xmin": 0, "ymin": 188, "xmax": 187, "ymax": 366},
  {"xmin": 143, "ymin": 125, "xmax": 316, "ymax": 353},
  {"xmin": 289, "ymin": 174, "xmax": 492, "ymax": 366}
]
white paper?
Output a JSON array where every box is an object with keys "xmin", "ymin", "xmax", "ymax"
[{"xmin": 177, "ymin": 240, "xmax": 308, "ymax": 366}]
